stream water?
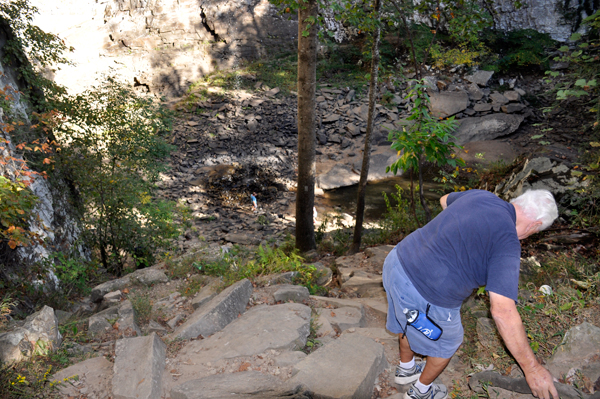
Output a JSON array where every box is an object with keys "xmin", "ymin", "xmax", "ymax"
[{"xmin": 318, "ymin": 175, "xmax": 444, "ymax": 221}]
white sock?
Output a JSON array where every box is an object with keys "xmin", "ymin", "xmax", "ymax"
[
  {"xmin": 399, "ymin": 357, "xmax": 415, "ymax": 369},
  {"xmin": 415, "ymin": 379, "xmax": 431, "ymax": 394}
]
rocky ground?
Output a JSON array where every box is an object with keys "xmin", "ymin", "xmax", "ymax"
[
  {"xmin": 3, "ymin": 243, "xmax": 599, "ymax": 399},
  {"xmin": 157, "ymin": 68, "xmax": 591, "ymax": 251},
  {"xmin": 2, "ymin": 67, "xmax": 600, "ymax": 398}
]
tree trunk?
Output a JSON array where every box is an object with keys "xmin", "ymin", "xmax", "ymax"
[
  {"xmin": 295, "ymin": 0, "xmax": 318, "ymax": 252},
  {"xmin": 350, "ymin": 0, "xmax": 382, "ymax": 254},
  {"xmin": 418, "ymin": 157, "xmax": 431, "ymax": 223}
]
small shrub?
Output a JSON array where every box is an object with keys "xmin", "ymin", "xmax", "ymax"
[
  {"xmin": 41, "ymin": 252, "xmax": 98, "ymax": 297},
  {"xmin": 131, "ymin": 292, "xmax": 153, "ymax": 326},
  {"xmin": 49, "ymin": 78, "xmax": 180, "ymax": 275}
]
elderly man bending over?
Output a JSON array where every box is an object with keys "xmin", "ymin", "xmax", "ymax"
[{"xmin": 383, "ymin": 189, "xmax": 559, "ymax": 399}]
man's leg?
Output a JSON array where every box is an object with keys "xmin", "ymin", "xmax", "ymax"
[
  {"xmin": 419, "ymin": 356, "xmax": 451, "ymax": 385},
  {"xmin": 399, "ymin": 334, "xmax": 452, "ymax": 398},
  {"xmin": 399, "ymin": 334, "xmax": 415, "ymax": 362},
  {"xmin": 399, "ymin": 334, "xmax": 452, "ymax": 383}
]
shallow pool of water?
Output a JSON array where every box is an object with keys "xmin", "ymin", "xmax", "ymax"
[{"xmin": 317, "ymin": 176, "xmax": 445, "ymax": 221}]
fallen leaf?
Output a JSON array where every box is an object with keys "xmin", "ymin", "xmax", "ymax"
[{"xmin": 238, "ymin": 362, "xmax": 251, "ymax": 372}]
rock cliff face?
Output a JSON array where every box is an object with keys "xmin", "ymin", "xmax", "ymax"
[
  {"xmin": 0, "ymin": 23, "xmax": 84, "ymax": 277},
  {"xmin": 491, "ymin": 0, "xmax": 586, "ymax": 41},
  {"xmin": 30, "ymin": 0, "xmax": 593, "ymax": 97},
  {"xmin": 31, "ymin": 0, "xmax": 298, "ymax": 96}
]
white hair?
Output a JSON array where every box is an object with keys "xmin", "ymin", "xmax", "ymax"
[{"xmin": 510, "ymin": 189, "xmax": 558, "ymax": 231}]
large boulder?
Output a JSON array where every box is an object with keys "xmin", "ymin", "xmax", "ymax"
[
  {"xmin": 454, "ymin": 114, "xmax": 524, "ymax": 145},
  {"xmin": 546, "ymin": 322, "xmax": 600, "ymax": 386},
  {"xmin": 0, "ymin": 305, "xmax": 61, "ymax": 364},
  {"xmin": 91, "ymin": 267, "xmax": 168, "ymax": 302}
]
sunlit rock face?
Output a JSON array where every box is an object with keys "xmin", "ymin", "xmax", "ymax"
[
  {"xmin": 31, "ymin": 0, "xmax": 298, "ymax": 96},
  {"xmin": 492, "ymin": 0, "xmax": 586, "ymax": 42}
]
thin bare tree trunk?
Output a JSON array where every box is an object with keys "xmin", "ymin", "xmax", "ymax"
[
  {"xmin": 295, "ymin": 0, "xmax": 318, "ymax": 252},
  {"xmin": 350, "ymin": 0, "xmax": 382, "ymax": 254},
  {"xmin": 418, "ymin": 157, "xmax": 431, "ymax": 223}
]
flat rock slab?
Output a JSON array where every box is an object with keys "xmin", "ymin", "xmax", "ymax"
[
  {"xmin": 429, "ymin": 91, "xmax": 469, "ymax": 118},
  {"xmin": 351, "ymin": 146, "xmax": 399, "ymax": 181},
  {"xmin": 91, "ymin": 267, "xmax": 168, "ymax": 302},
  {"xmin": 341, "ymin": 275, "xmax": 384, "ymax": 297},
  {"xmin": 290, "ymin": 332, "xmax": 388, "ymax": 398},
  {"xmin": 177, "ymin": 303, "xmax": 311, "ymax": 364},
  {"xmin": 341, "ymin": 327, "xmax": 398, "ymax": 347},
  {"xmin": 52, "ymin": 356, "xmax": 113, "ymax": 399},
  {"xmin": 319, "ymin": 306, "xmax": 366, "ymax": 333},
  {"xmin": 454, "ymin": 114, "xmax": 524, "ymax": 145},
  {"xmin": 273, "ymin": 285, "xmax": 310, "ymax": 302},
  {"xmin": 191, "ymin": 280, "xmax": 220, "ymax": 310},
  {"xmin": 317, "ymin": 164, "xmax": 359, "ymax": 190},
  {"xmin": 170, "ymin": 279, "xmax": 253, "ymax": 340},
  {"xmin": 113, "ymin": 333, "xmax": 166, "ymax": 399},
  {"xmin": 357, "ymin": 297, "xmax": 389, "ymax": 319},
  {"xmin": 476, "ymin": 317, "xmax": 503, "ymax": 349},
  {"xmin": 224, "ymin": 232, "xmax": 260, "ymax": 245},
  {"xmin": 455, "ymin": 140, "xmax": 518, "ymax": 167},
  {"xmin": 363, "ymin": 245, "xmax": 395, "ymax": 267},
  {"xmin": 171, "ymin": 371, "xmax": 308, "ymax": 398},
  {"xmin": 310, "ymin": 296, "xmax": 366, "ymax": 313}
]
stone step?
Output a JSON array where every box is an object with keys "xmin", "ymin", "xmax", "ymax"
[
  {"xmin": 175, "ymin": 303, "xmax": 311, "ymax": 365},
  {"xmin": 170, "ymin": 371, "xmax": 306, "ymax": 399},
  {"xmin": 289, "ymin": 332, "xmax": 388, "ymax": 398},
  {"xmin": 169, "ymin": 279, "xmax": 253, "ymax": 340},
  {"xmin": 113, "ymin": 333, "xmax": 166, "ymax": 399}
]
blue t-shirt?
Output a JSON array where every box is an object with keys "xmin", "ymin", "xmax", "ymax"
[{"xmin": 396, "ymin": 189, "xmax": 521, "ymax": 308}]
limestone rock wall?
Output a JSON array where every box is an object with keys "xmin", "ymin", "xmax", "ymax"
[
  {"xmin": 490, "ymin": 0, "xmax": 586, "ymax": 42},
  {"xmin": 0, "ymin": 24, "xmax": 85, "ymax": 277},
  {"xmin": 31, "ymin": 0, "xmax": 298, "ymax": 96}
]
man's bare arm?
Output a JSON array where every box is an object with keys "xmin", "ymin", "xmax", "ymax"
[
  {"xmin": 490, "ymin": 292, "xmax": 558, "ymax": 399},
  {"xmin": 440, "ymin": 194, "xmax": 449, "ymax": 210}
]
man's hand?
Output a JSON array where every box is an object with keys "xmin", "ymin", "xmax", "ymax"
[
  {"xmin": 440, "ymin": 194, "xmax": 449, "ymax": 210},
  {"xmin": 489, "ymin": 292, "xmax": 559, "ymax": 399},
  {"xmin": 525, "ymin": 363, "xmax": 558, "ymax": 399}
]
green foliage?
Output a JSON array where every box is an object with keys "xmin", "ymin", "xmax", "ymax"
[
  {"xmin": 0, "ymin": 175, "xmax": 38, "ymax": 249},
  {"xmin": 0, "ymin": 295, "xmax": 15, "ymax": 329},
  {"xmin": 481, "ymin": 29, "xmax": 555, "ymax": 72},
  {"xmin": 49, "ymin": 78, "xmax": 179, "ymax": 275},
  {"xmin": 40, "ymin": 252, "xmax": 98, "ymax": 297},
  {"xmin": 191, "ymin": 243, "xmax": 324, "ymax": 291},
  {"xmin": 0, "ymin": 0, "xmax": 70, "ymax": 106},
  {"xmin": 396, "ymin": 23, "xmax": 436, "ymax": 65},
  {"xmin": 315, "ymin": 214, "xmax": 353, "ymax": 256},
  {"xmin": 380, "ymin": 185, "xmax": 420, "ymax": 238},
  {"xmin": 131, "ymin": 292, "xmax": 153, "ymax": 326},
  {"xmin": 387, "ymin": 80, "xmax": 462, "ymax": 175}
]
